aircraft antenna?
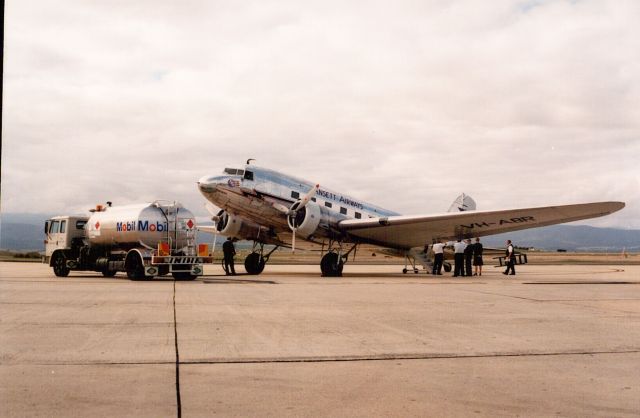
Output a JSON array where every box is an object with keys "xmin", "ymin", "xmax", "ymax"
[{"xmin": 246, "ymin": 158, "xmax": 255, "ymax": 165}]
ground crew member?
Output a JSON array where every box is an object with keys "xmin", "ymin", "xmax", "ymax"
[
  {"xmin": 473, "ymin": 237, "xmax": 484, "ymax": 276},
  {"xmin": 453, "ymin": 239, "xmax": 466, "ymax": 277},
  {"xmin": 503, "ymin": 239, "xmax": 516, "ymax": 276},
  {"xmin": 464, "ymin": 238, "xmax": 474, "ymax": 276},
  {"xmin": 222, "ymin": 237, "xmax": 236, "ymax": 276},
  {"xmin": 432, "ymin": 241, "xmax": 445, "ymax": 275}
]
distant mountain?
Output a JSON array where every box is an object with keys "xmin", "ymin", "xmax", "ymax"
[
  {"xmin": 1, "ymin": 212, "xmax": 638, "ymax": 252},
  {"xmin": 482, "ymin": 225, "xmax": 640, "ymax": 251},
  {"xmin": 0, "ymin": 213, "xmax": 52, "ymax": 251}
]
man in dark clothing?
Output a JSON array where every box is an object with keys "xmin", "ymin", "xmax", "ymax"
[
  {"xmin": 222, "ymin": 237, "xmax": 236, "ymax": 275},
  {"xmin": 503, "ymin": 239, "xmax": 516, "ymax": 275},
  {"xmin": 473, "ymin": 237, "xmax": 484, "ymax": 276},
  {"xmin": 463, "ymin": 239, "xmax": 474, "ymax": 276}
]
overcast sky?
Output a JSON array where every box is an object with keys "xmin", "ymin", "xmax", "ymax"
[{"xmin": 2, "ymin": 0, "xmax": 639, "ymax": 228}]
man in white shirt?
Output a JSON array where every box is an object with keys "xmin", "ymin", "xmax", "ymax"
[
  {"xmin": 453, "ymin": 239, "xmax": 466, "ymax": 277},
  {"xmin": 503, "ymin": 239, "xmax": 516, "ymax": 275},
  {"xmin": 431, "ymin": 241, "xmax": 445, "ymax": 275}
]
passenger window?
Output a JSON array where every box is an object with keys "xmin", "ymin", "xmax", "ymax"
[
  {"xmin": 244, "ymin": 171, "xmax": 254, "ymax": 181},
  {"xmin": 291, "ymin": 191, "xmax": 300, "ymax": 199},
  {"xmin": 325, "ymin": 202, "xmax": 332, "ymax": 208},
  {"xmin": 340, "ymin": 207, "xmax": 347, "ymax": 215},
  {"xmin": 51, "ymin": 221, "xmax": 60, "ymax": 234},
  {"xmin": 76, "ymin": 220, "xmax": 87, "ymax": 229},
  {"xmin": 60, "ymin": 220, "xmax": 66, "ymax": 234},
  {"xmin": 355, "ymin": 212, "xmax": 362, "ymax": 219}
]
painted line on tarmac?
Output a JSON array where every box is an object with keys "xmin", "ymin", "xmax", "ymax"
[
  {"xmin": 172, "ymin": 280, "xmax": 181, "ymax": 418},
  {"xmin": 22, "ymin": 349, "xmax": 640, "ymax": 367}
]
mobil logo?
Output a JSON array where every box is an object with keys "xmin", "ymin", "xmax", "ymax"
[
  {"xmin": 116, "ymin": 220, "xmax": 168, "ymax": 232},
  {"xmin": 138, "ymin": 220, "xmax": 168, "ymax": 232}
]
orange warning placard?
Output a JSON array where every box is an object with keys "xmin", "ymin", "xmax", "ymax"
[
  {"xmin": 198, "ymin": 244, "xmax": 209, "ymax": 257},
  {"xmin": 158, "ymin": 242, "xmax": 170, "ymax": 256}
]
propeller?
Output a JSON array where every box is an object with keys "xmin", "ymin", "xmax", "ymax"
[{"xmin": 289, "ymin": 184, "xmax": 319, "ymax": 253}]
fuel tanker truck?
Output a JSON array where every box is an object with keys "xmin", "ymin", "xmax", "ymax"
[{"xmin": 43, "ymin": 201, "xmax": 213, "ymax": 280}]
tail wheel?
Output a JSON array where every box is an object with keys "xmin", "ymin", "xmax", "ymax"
[
  {"xmin": 320, "ymin": 252, "xmax": 343, "ymax": 277},
  {"xmin": 244, "ymin": 252, "xmax": 266, "ymax": 275},
  {"xmin": 52, "ymin": 253, "xmax": 70, "ymax": 277},
  {"xmin": 126, "ymin": 253, "xmax": 147, "ymax": 280},
  {"xmin": 172, "ymin": 272, "xmax": 197, "ymax": 281}
]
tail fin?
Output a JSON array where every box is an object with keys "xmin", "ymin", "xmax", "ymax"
[{"xmin": 448, "ymin": 193, "xmax": 476, "ymax": 212}]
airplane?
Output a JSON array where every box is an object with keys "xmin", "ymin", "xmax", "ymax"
[{"xmin": 197, "ymin": 162, "xmax": 625, "ymax": 277}]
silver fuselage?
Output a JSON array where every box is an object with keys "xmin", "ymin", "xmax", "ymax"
[{"xmin": 197, "ymin": 165, "xmax": 401, "ymax": 247}]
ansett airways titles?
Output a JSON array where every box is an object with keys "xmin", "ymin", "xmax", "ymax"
[{"xmin": 117, "ymin": 220, "xmax": 168, "ymax": 232}]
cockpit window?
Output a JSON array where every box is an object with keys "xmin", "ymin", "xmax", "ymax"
[
  {"xmin": 224, "ymin": 168, "xmax": 241, "ymax": 175},
  {"xmin": 244, "ymin": 171, "xmax": 254, "ymax": 181}
]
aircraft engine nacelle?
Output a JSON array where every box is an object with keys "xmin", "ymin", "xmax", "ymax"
[
  {"xmin": 216, "ymin": 211, "xmax": 262, "ymax": 240},
  {"xmin": 286, "ymin": 201, "xmax": 337, "ymax": 239}
]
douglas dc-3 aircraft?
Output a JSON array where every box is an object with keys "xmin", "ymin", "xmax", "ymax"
[{"xmin": 197, "ymin": 162, "xmax": 625, "ymax": 276}]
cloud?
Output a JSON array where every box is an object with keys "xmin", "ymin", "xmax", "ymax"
[{"xmin": 2, "ymin": 0, "xmax": 639, "ymax": 229}]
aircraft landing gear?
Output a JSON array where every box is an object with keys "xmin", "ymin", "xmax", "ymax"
[
  {"xmin": 320, "ymin": 241, "xmax": 357, "ymax": 277},
  {"xmin": 321, "ymin": 252, "xmax": 343, "ymax": 277},
  {"xmin": 244, "ymin": 242, "xmax": 278, "ymax": 275}
]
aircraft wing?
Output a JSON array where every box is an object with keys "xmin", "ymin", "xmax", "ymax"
[{"xmin": 338, "ymin": 201, "xmax": 625, "ymax": 249}]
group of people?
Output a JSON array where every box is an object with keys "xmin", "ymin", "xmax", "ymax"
[{"xmin": 429, "ymin": 238, "xmax": 517, "ymax": 277}]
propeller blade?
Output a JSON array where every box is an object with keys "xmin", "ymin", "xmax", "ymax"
[
  {"xmin": 211, "ymin": 221, "xmax": 218, "ymax": 256},
  {"xmin": 292, "ymin": 227, "xmax": 296, "ymax": 253},
  {"xmin": 299, "ymin": 184, "xmax": 319, "ymax": 209}
]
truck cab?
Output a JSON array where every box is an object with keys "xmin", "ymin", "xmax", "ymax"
[{"xmin": 44, "ymin": 216, "xmax": 88, "ymax": 263}]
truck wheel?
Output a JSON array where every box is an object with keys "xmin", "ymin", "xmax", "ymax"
[
  {"xmin": 52, "ymin": 253, "xmax": 70, "ymax": 277},
  {"xmin": 126, "ymin": 253, "xmax": 146, "ymax": 280},
  {"xmin": 102, "ymin": 270, "xmax": 117, "ymax": 277},
  {"xmin": 172, "ymin": 272, "xmax": 197, "ymax": 281}
]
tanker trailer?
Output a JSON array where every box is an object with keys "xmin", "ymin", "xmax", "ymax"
[{"xmin": 44, "ymin": 201, "xmax": 213, "ymax": 280}]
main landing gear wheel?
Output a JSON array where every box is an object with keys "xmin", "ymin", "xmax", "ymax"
[
  {"xmin": 443, "ymin": 262, "xmax": 452, "ymax": 273},
  {"xmin": 321, "ymin": 252, "xmax": 344, "ymax": 277},
  {"xmin": 101, "ymin": 270, "xmax": 117, "ymax": 277},
  {"xmin": 52, "ymin": 253, "xmax": 70, "ymax": 277},
  {"xmin": 244, "ymin": 252, "xmax": 266, "ymax": 275}
]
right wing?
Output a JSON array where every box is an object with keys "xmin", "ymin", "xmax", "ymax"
[{"xmin": 339, "ymin": 201, "xmax": 625, "ymax": 249}]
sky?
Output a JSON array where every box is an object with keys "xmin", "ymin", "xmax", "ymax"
[{"xmin": 2, "ymin": 0, "xmax": 639, "ymax": 228}]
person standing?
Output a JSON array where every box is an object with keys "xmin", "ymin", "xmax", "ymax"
[
  {"xmin": 464, "ymin": 238, "xmax": 474, "ymax": 276},
  {"xmin": 222, "ymin": 237, "xmax": 237, "ymax": 276},
  {"xmin": 453, "ymin": 239, "xmax": 466, "ymax": 277},
  {"xmin": 432, "ymin": 240, "xmax": 445, "ymax": 275},
  {"xmin": 503, "ymin": 239, "xmax": 516, "ymax": 276},
  {"xmin": 473, "ymin": 237, "xmax": 484, "ymax": 276}
]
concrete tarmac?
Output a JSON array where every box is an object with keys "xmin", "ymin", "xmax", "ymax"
[{"xmin": 1, "ymin": 262, "xmax": 639, "ymax": 417}]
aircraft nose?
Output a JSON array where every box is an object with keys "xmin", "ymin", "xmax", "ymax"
[{"xmin": 197, "ymin": 175, "xmax": 219, "ymax": 193}]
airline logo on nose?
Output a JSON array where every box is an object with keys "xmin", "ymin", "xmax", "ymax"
[{"xmin": 227, "ymin": 179, "xmax": 240, "ymax": 187}]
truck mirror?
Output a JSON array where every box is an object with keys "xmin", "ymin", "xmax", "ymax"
[{"xmin": 45, "ymin": 221, "xmax": 49, "ymax": 234}]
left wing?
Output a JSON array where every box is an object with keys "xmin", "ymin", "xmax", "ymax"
[{"xmin": 339, "ymin": 201, "xmax": 624, "ymax": 249}]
